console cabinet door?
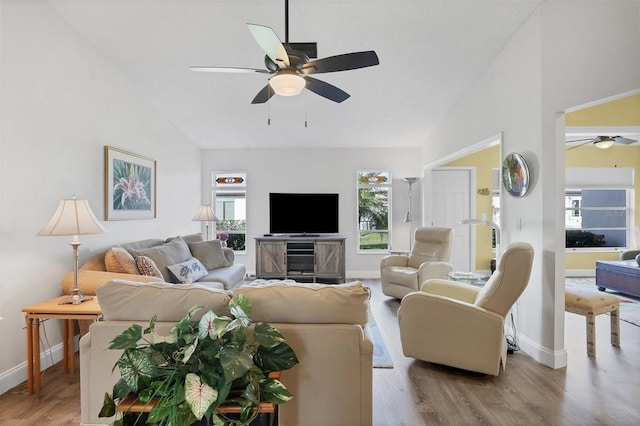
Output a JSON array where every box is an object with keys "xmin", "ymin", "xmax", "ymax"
[
  {"xmin": 315, "ymin": 241, "xmax": 345, "ymax": 279},
  {"xmin": 257, "ymin": 241, "xmax": 286, "ymax": 277}
]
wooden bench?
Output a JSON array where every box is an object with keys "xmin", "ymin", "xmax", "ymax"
[{"xmin": 565, "ymin": 287, "xmax": 620, "ymax": 356}]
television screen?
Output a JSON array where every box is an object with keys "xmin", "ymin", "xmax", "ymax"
[{"xmin": 269, "ymin": 193, "xmax": 339, "ymax": 234}]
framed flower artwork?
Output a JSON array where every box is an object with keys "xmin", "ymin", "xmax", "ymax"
[{"xmin": 104, "ymin": 146, "xmax": 156, "ymax": 220}]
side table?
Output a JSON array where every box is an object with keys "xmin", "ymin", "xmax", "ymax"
[{"xmin": 22, "ymin": 295, "xmax": 102, "ymax": 394}]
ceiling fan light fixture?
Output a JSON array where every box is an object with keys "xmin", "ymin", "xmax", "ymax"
[
  {"xmin": 269, "ymin": 70, "xmax": 306, "ymax": 96},
  {"xmin": 594, "ymin": 136, "xmax": 615, "ymax": 149}
]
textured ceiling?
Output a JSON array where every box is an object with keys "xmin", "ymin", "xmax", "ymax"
[{"xmin": 45, "ymin": 0, "xmax": 544, "ymax": 150}]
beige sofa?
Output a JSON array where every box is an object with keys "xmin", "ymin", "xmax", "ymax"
[
  {"xmin": 61, "ymin": 233, "xmax": 247, "ymax": 295},
  {"xmin": 80, "ymin": 279, "xmax": 373, "ymax": 426}
]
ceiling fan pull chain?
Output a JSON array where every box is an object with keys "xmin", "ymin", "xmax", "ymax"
[
  {"xmin": 305, "ymin": 90, "xmax": 308, "ymax": 128},
  {"xmin": 268, "ymin": 87, "xmax": 272, "ymax": 125}
]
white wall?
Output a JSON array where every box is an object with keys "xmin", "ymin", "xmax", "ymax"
[
  {"xmin": 420, "ymin": 0, "xmax": 640, "ymax": 368},
  {"xmin": 0, "ymin": 2, "xmax": 202, "ymax": 393},
  {"xmin": 200, "ymin": 148, "xmax": 421, "ymax": 277}
]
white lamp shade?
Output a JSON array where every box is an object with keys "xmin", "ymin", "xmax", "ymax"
[
  {"xmin": 269, "ymin": 71, "xmax": 306, "ymax": 96},
  {"xmin": 193, "ymin": 205, "xmax": 218, "ymax": 222},
  {"xmin": 37, "ymin": 198, "xmax": 106, "ymax": 236}
]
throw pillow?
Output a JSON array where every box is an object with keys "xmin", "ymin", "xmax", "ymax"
[
  {"xmin": 136, "ymin": 256, "xmax": 164, "ymax": 280},
  {"xmin": 187, "ymin": 240, "xmax": 230, "ymax": 270},
  {"xmin": 167, "ymin": 257, "xmax": 208, "ymax": 284},
  {"xmin": 105, "ymin": 246, "xmax": 139, "ymax": 274},
  {"xmin": 128, "ymin": 237, "xmax": 192, "ymax": 282}
]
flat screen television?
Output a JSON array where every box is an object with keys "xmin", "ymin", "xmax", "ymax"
[{"xmin": 269, "ymin": 193, "xmax": 339, "ymax": 235}]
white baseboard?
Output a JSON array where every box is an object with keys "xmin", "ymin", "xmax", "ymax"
[
  {"xmin": 517, "ymin": 332, "xmax": 568, "ymax": 369},
  {"xmin": 0, "ymin": 341, "xmax": 64, "ymax": 395}
]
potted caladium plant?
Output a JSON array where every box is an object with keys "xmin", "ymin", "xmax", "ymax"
[{"xmin": 99, "ymin": 294, "xmax": 299, "ymax": 426}]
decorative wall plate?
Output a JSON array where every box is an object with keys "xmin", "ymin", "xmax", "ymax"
[{"xmin": 502, "ymin": 152, "xmax": 530, "ymax": 197}]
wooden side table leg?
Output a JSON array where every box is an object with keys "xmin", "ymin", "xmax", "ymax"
[
  {"xmin": 62, "ymin": 319, "xmax": 70, "ymax": 373},
  {"xmin": 67, "ymin": 319, "xmax": 75, "ymax": 373},
  {"xmin": 25, "ymin": 317, "xmax": 34, "ymax": 394},
  {"xmin": 32, "ymin": 318, "xmax": 41, "ymax": 394}
]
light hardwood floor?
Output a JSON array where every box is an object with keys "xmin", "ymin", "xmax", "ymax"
[{"xmin": 1, "ymin": 280, "xmax": 639, "ymax": 425}]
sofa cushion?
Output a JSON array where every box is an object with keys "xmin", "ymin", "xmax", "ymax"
[
  {"xmin": 234, "ymin": 281, "xmax": 370, "ymax": 325},
  {"xmin": 136, "ymin": 256, "xmax": 164, "ymax": 280},
  {"xmin": 188, "ymin": 240, "xmax": 230, "ymax": 270},
  {"xmin": 128, "ymin": 237, "xmax": 192, "ymax": 282},
  {"xmin": 104, "ymin": 246, "xmax": 139, "ymax": 275},
  {"xmin": 96, "ymin": 279, "xmax": 232, "ymax": 321},
  {"xmin": 167, "ymin": 257, "xmax": 208, "ymax": 284}
]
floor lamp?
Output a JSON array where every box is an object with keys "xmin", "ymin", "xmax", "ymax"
[
  {"xmin": 37, "ymin": 197, "xmax": 106, "ymax": 305},
  {"xmin": 402, "ymin": 177, "xmax": 419, "ymax": 249},
  {"xmin": 193, "ymin": 205, "xmax": 219, "ymax": 241},
  {"xmin": 459, "ymin": 218, "xmax": 502, "ymax": 258}
]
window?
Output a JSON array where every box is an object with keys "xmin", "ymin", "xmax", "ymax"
[
  {"xmin": 213, "ymin": 172, "xmax": 246, "ymax": 252},
  {"xmin": 357, "ymin": 171, "xmax": 391, "ymax": 252},
  {"xmin": 565, "ymin": 189, "xmax": 631, "ymax": 248}
]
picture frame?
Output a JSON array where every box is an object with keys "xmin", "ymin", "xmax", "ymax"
[{"xmin": 104, "ymin": 146, "xmax": 156, "ymax": 220}]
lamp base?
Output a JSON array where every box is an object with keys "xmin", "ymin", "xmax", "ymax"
[{"xmin": 58, "ymin": 291, "xmax": 92, "ymax": 305}]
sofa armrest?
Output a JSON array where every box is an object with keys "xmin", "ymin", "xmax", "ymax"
[
  {"xmin": 222, "ymin": 247, "xmax": 235, "ymax": 265},
  {"xmin": 61, "ymin": 270, "xmax": 161, "ymax": 296}
]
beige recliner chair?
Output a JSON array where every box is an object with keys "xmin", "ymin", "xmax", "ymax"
[
  {"xmin": 380, "ymin": 227, "xmax": 454, "ymax": 299},
  {"xmin": 397, "ymin": 242, "xmax": 534, "ymax": 375}
]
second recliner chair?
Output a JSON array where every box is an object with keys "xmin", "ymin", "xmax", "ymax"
[{"xmin": 380, "ymin": 227, "xmax": 454, "ymax": 299}]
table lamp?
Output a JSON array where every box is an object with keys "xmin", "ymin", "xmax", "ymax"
[
  {"xmin": 193, "ymin": 205, "xmax": 219, "ymax": 241},
  {"xmin": 37, "ymin": 196, "xmax": 106, "ymax": 304}
]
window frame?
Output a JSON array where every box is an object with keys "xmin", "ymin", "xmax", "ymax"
[
  {"xmin": 212, "ymin": 172, "xmax": 247, "ymax": 253},
  {"xmin": 356, "ymin": 170, "xmax": 392, "ymax": 254},
  {"xmin": 564, "ymin": 188, "xmax": 633, "ymax": 251}
]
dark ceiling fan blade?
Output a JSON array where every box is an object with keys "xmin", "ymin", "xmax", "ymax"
[
  {"xmin": 613, "ymin": 136, "xmax": 637, "ymax": 145},
  {"xmin": 299, "ymin": 51, "xmax": 379, "ymax": 75},
  {"xmin": 251, "ymin": 85, "xmax": 275, "ymax": 104},
  {"xmin": 247, "ymin": 24, "xmax": 290, "ymax": 68},
  {"xmin": 189, "ymin": 66, "xmax": 269, "ymax": 74},
  {"xmin": 305, "ymin": 76, "xmax": 350, "ymax": 103}
]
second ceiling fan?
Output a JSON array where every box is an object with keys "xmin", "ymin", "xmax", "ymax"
[
  {"xmin": 190, "ymin": 0, "xmax": 379, "ymax": 104},
  {"xmin": 566, "ymin": 135, "xmax": 638, "ymax": 150}
]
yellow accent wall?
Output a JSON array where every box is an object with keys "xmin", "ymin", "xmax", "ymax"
[
  {"xmin": 443, "ymin": 145, "xmax": 500, "ymax": 270},
  {"xmin": 566, "ymin": 94, "xmax": 640, "ymax": 126},
  {"xmin": 565, "ymin": 94, "xmax": 640, "ymax": 270}
]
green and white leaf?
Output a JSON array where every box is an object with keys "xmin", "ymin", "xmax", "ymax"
[
  {"xmin": 185, "ymin": 373, "xmax": 217, "ymax": 420},
  {"xmin": 254, "ymin": 322, "xmax": 285, "ymax": 348},
  {"xmin": 261, "ymin": 378, "xmax": 294, "ymax": 404},
  {"xmin": 108, "ymin": 324, "xmax": 143, "ymax": 350},
  {"xmin": 220, "ymin": 342, "xmax": 254, "ymax": 382},
  {"xmin": 117, "ymin": 349, "xmax": 158, "ymax": 391},
  {"xmin": 182, "ymin": 340, "xmax": 198, "ymax": 363}
]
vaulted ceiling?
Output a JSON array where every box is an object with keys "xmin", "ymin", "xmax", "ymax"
[{"xmin": 45, "ymin": 0, "xmax": 544, "ymax": 150}]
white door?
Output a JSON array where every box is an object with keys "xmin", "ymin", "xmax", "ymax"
[{"xmin": 430, "ymin": 168, "xmax": 472, "ymax": 272}]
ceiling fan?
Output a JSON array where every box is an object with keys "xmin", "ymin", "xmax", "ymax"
[
  {"xmin": 565, "ymin": 135, "xmax": 638, "ymax": 150},
  {"xmin": 189, "ymin": 0, "xmax": 379, "ymax": 104}
]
